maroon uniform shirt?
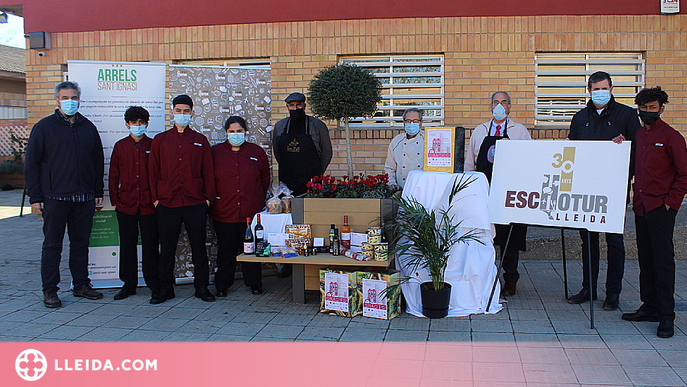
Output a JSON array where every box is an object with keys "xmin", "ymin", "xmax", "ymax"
[
  {"xmin": 633, "ymin": 119, "xmax": 687, "ymax": 216},
  {"xmin": 109, "ymin": 135, "xmax": 155, "ymax": 215},
  {"xmin": 209, "ymin": 141, "xmax": 270, "ymax": 223},
  {"xmin": 149, "ymin": 126, "xmax": 216, "ymax": 208}
]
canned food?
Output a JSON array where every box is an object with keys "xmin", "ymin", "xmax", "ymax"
[
  {"xmin": 367, "ymin": 235, "xmax": 381, "ymax": 245},
  {"xmin": 367, "ymin": 227, "xmax": 382, "ymax": 236},
  {"xmin": 361, "ymin": 242, "xmax": 375, "ymax": 259},
  {"xmin": 374, "ymin": 243, "xmax": 388, "ymax": 261}
]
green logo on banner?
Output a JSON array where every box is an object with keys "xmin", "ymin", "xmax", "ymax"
[{"xmin": 89, "ymin": 210, "xmax": 119, "ymax": 247}]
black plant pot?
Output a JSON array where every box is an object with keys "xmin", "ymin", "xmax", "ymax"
[{"xmin": 420, "ymin": 282, "xmax": 452, "ymax": 318}]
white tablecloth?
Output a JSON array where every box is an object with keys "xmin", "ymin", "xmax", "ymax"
[
  {"xmin": 251, "ymin": 211, "xmax": 293, "ymax": 245},
  {"xmin": 397, "ymin": 170, "xmax": 502, "ymax": 317}
]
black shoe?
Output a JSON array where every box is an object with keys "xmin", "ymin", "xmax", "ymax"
[
  {"xmin": 657, "ymin": 321, "xmax": 675, "ymax": 338},
  {"xmin": 43, "ymin": 289, "xmax": 62, "ymax": 308},
  {"xmin": 150, "ymin": 289, "xmax": 175, "ymax": 305},
  {"xmin": 622, "ymin": 309, "xmax": 660, "ymax": 322},
  {"xmin": 250, "ymin": 285, "xmax": 263, "ymax": 295},
  {"xmin": 195, "ymin": 288, "xmax": 216, "ymax": 302},
  {"xmin": 602, "ymin": 294, "xmax": 619, "ymax": 311},
  {"xmin": 73, "ymin": 283, "xmax": 104, "ymax": 300},
  {"xmin": 567, "ymin": 289, "xmax": 596, "ymax": 304},
  {"xmin": 113, "ymin": 287, "xmax": 136, "ymax": 300},
  {"xmin": 501, "ymin": 282, "xmax": 516, "ymax": 297},
  {"xmin": 215, "ymin": 288, "xmax": 228, "ymax": 297}
]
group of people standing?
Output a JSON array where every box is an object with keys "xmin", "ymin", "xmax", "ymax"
[
  {"xmin": 383, "ymin": 71, "xmax": 687, "ymax": 339},
  {"xmin": 25, "ymin": 73, "xmax": 687, "ymax": 338},
  {"xmin": 25, "ymin": 83, "xmax": 331, "ymax": 308}
]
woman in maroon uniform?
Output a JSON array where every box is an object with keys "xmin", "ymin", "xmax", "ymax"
[{"xmin": 210, "ymin": 116, "xmax": 270, "ymax": 296}]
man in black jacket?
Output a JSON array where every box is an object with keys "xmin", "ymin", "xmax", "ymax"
[
  {"xmin": 24, "ymin": 81, "xmax": 105, "ymax": 308},
  {"xmin": 567, "ymin": 71, "xmax": 641, "ymax": 310}
]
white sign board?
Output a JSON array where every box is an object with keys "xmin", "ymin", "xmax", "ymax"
[
  {"xmin": 67, "ymin": 60, "xmax": 167, "ymax": 208},
  {"xmin": 488, "ymin": 140, "xmax": 631, "ymax": 233},
  {"xmin": 67, "ymin": 60, "xmax": 167, "ymax": 288}
]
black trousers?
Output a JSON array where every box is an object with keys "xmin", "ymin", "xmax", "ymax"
[
  {"xmin": 635, "ymin": 205, "xmax": 677, "ymax": 322},
  {"xmin": 578, "ymin": 230, "xmax": 625, "ymax": 297},
  {"xmin": 212, "ymin": 220, "xmax": 262, "ymax": 289},
  {"xmin": 41, "ymin": 198, "xmax": 95, "ymax": 291},
  {"xmin": 495, "ymin": 224, "xmax": 527, "ymax": 284},
  {"xmin": 116, "ymin": 209, "xmax": 160, "ymax": 292},
  {"xmin": 156, "ymin": 203, "xmax": 210, "ymax": 291}
]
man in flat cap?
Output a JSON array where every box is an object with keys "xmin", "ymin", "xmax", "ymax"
[{"xmin": 272, "ymin": 92, "xmax": 332, "ymax": 196}]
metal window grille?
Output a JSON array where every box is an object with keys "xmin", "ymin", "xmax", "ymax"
[
  {"xmin": 0, "ymin": 106, "xmax": 27, "ymax": 119},
  {"xmin": 535, "ymin": 53, "xmax": 644, "ymax": 128},
  {"xmin": 340, "ymin": 55, "xmax": 444, "ymax": 128}
]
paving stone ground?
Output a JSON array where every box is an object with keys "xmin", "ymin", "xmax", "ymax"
[{"xmin": 2, "ymin": 188, "xmax": 686, "ymax": 386}]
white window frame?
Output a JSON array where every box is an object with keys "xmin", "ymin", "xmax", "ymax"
[
  {"xmin": 535, "ymin": 53, "xmax": 645, "ymax": 128},
  {"xmin": 340, "ymin": 55, "xmax": 444, "ymax": 128}
]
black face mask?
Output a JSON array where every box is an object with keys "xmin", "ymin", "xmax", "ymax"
[
  {"xmin": 638, "ymin": 110, "xmax": 661, "ymax": 126},
  {"xmin": 289, "ymin": 108, "xmax": 306, "ymax": 121}
]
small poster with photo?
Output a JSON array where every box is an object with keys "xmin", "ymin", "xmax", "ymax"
[
  {"xmin": 424, "ymin": 126, "xmax": 455, "ymax": 172},
  {"xmin": 324, "ymin": 272, "xmax": 350, "ymax": 312},
  {"xmin": 362, "ymin": 278, "xmax": 388, "ymax": 319},
  {"xmin": 661, "ymin": 0, "xmax": 679, "ymax": 14}
]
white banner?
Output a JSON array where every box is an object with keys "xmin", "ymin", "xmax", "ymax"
[
  {"xmin": 488, "ymin": 140, "xmax": 631, "ymax": 233},
  {"xmin": 67, "ymin": 60, "xmax": 167, "ymax": 288}
]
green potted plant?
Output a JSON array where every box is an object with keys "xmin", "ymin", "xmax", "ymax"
[
  {"xmin": 307, "ymin": 63, "xmax": 382, "ymax": 177},
  {"xmin": 386, "ymin": 174, "xmax": 483, "ymax": 318}
]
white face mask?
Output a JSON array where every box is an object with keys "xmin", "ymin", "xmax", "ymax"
[
  {"xmin": 404, "ymin": 123, "xmax": 421, "ymax": 136},
  {"xmin": 60, "ymin": 99, "xmax": 79, "ymax": 116},
  {"xmin": 174, "ymin": 114, "xmax": 192, "ymax": 127},
  {"xmin": 492, "ymin": 103, "xmax": 507, "ymax": 121},
  {"xmin": 129, "ymin": 125, "xmax": 147, "ymax": 137},
  {"xmin": 227, "ymin": 132, "xmax": 245, "ymax": 147}
]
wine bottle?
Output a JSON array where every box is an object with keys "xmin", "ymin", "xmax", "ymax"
[
  {"xmin": 329, "ymin": 224, "xmax": 336, "ymax": 253},
  {"xmin": 243, "ymin": 217, "xmax": 255, "ymax": 254},
  {"xmin": 254, "ymin": 214, "xmax": 264, "ymax": 256},
  {"xmin": 332, "ymin": 229, "xmax": 340, "ymax": 256},
  {"xmin": 341, "ymin": 215, "xmax": 351, "ymax": 249}
]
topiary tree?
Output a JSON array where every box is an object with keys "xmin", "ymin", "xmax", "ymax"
[{"xmin": 307, "ymin": 63, "xmax": 382, "ymax": 177}]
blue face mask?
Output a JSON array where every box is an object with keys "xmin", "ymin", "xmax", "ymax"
[
  {"xmin": 174, "ymin": 114, "xmax": 192, "ymax": 128},
  {"xmin": 404, "ymin": 122, "xmax": 421, "ymax": 136},
  {"xmin": 492, "ymin": 103, "xmax": 508, "ymax": 121},
  {"xmin": 129, "ymin": 125, "xmax": 147, "ymax": 137},
  {"xmin": 227, "ymin": 132, "xmax": 245, "ymax": 147},
  {"xmin": 591, "ymin": 90, "xmax": 611, "ymax": 107},
  {"xmin": 60, "ymin": 99, "xmax": 79, "ymax": 116}
]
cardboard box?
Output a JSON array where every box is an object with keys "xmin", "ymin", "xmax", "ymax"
[
  {"xmin": 319, "ymin": 269, "xmax": 360, "ymax": 317},
  {"xmin": 291, "ymin": 198, "xmax": 396, "ymax": 244},
  {"xmin": 356, "ymin": 270, "xmax": 402, "ymax": 320}
]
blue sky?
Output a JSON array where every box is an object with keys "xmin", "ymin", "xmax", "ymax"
[{"xmin": 0, "ymin": 13, "xmax": 25, "ymax": 48}]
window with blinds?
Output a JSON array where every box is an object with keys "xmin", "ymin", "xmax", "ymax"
[
  {"xmin": 340, "ymin": 55, "xmax": 444, "ymax": 128},
  {"xmin": 535, "ymin": 53, "xmax": 644, "ymax": 128}
]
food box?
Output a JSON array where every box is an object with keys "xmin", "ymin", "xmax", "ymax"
[
  {"xmin": 319, "ymin": 269, "xmax": 360, "ymax": 317},
  {"xmin": 356, "ymin": 270, "xmax": 402, "ymax": 320}
]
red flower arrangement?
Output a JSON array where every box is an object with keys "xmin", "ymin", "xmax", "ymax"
[{"xmin": 305, "ymin": 173, "xmax": 399, "ymax": 198}]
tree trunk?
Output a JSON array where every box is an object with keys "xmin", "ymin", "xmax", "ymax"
[{"xmin": 344, "ymin": 117, "xmax": 353, "ymax": 177}]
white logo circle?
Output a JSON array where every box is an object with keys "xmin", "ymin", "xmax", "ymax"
[{"xmin": 15, "ymin": 349, "xmax": 48, "ymax": 382}]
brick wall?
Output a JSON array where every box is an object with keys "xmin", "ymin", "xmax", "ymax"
[{"xmin": 24, "ymin": 15, "xmax": 687, "ymax": 177}]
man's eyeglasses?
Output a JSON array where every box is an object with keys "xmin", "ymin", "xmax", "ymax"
[
  {"xmin": 492, "ymin": 100, "xmax": 510, "ymax": 106},
  {"xmin": 403, "ymin": 119, "xmax": 422, "ymax": 124}
]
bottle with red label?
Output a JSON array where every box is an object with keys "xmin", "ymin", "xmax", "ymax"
[
  {"xmin": 243, "ymin": 217, "xmax": 255, "ymax": 254},
  {"xmin": 341, "ymin": 215, "xmax": 351, "ymax": 249}
]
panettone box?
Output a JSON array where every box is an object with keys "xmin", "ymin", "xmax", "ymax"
[
  {"xmin": 356, "ymin": 270, "xmax": 402, "ymax": 320},
  {"xmin": 319, "ymin": 269, "xmax": 360, "ymax": 317}
]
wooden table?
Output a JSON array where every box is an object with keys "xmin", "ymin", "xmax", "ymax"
[{"xmin": 238, "ymin": 253, "xmax": 390, "ymax": 303}]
